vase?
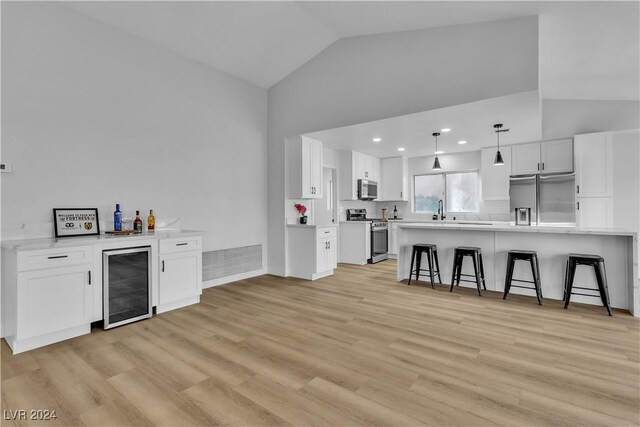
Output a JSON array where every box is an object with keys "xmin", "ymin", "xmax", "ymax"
[{"xmin": 300, "ymin": 216, "xmax": 307, "ymax": 225}]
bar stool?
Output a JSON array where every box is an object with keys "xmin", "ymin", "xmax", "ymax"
[
  {"xmin": 503, "ymin": 250, "xmax": 543, "ymax": 305},
  {"xmin": 407, "ymin": 244, "xmax": 442, "ymax": 288},
  {"xmin": 564, "ymin": 254, "xmax": 612, "ymax": 316},
  {"xmin": 450, "ymin": 247, "xmax": 486, "ymax": 296}
]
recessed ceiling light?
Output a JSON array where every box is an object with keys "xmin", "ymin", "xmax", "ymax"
[
  {"xmin": 397, "ymin": 147, "xmax": 405, "ymax": 152},
  {"xmin": 435, "ymin": 151, "xmax": 444, "ymax": 155},
  {"xmin": 441, "ymin": 128, "xmax": 451, "ymax": 133},
  {"xmin": 458, "ymin": 140, "xmax": 467, "ymax": 145},
  {"xmin": 372, "ymin": 137, "xmax": 382, "ymax": 142}
]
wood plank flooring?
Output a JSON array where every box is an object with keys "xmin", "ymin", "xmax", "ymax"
[{"xmin": 2, "ymin": 260, "xmax": 639, "ymax": 426}]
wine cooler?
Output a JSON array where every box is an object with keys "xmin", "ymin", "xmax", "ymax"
[{"xmin": 103, "ymin": 246, "xmax": 152, "ymax": 329}]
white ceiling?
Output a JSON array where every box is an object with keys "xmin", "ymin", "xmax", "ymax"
[
  {"xmin": 306, "ymin": 91, "xmax": 543, "ymax": 158},
  {"xmin": 62, "ymin": 1, "xmax": 639, "ymax": 96}
]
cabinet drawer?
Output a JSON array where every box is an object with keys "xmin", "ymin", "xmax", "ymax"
[
  {"xmin": 17, "ymin": 246, "xmax": 93, "ymax": 272},
  {"xmin": 316, "ymin": 227, "xmax": 337, "ymax": 239},
  {"xmin": 159, "ymin": 237, "xmax": 201, "ymax": 254}
]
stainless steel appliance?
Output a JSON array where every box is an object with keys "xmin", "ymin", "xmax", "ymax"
[
  {"xmin": 103, "ymin": 246, "xmax": 152, "ymax": 329},
  {"xmin": 346, "ymin": 208, "xmax": 388, "ymax": 263},
  {"xmin": 515, "ymin": 207, "xmax": 531, "ymax": 225},
  {"xmin": 369, "ymin": 220, "xmax": 389, "ymax": 263},
  {"xmin": 357, "ymin": 179, "xmax": 378, "ymax": 200},
  {"xmin": 509, "ymin": 173, "xmax": 576, "ymax": 226}
]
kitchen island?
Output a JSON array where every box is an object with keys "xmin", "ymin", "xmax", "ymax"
[{"xmin": 397, "ymin": 222, "xmax": 639, "ymax": 316}]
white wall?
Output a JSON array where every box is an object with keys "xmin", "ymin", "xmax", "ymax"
[
  {"xmin": 269, "ymin": 17, "xmax": 539, "ymax": 275},
  {"xmin": 1, "ymin": 3, "xmax": 268, "ymax": 257}
]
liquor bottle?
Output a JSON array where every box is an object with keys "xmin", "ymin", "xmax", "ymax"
[
  {"xmin": 114, "ymin": 204, "xmax": 122, "ymax": 231},
  {"xmin": 134, "ymin": 211, "xmax": 143, "ymax": 232},
  {"xmin": 393, "ymin": 205, "xmax": 398, "ymax": 219},
  {"xmin": 147, "ymin": 209, "xmax": 155, "ymax": 232}
]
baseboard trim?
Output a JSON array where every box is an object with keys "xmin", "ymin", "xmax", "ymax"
[{"xmin": 203, "ymin": 268, "xmax": 267, "ymax": 288}]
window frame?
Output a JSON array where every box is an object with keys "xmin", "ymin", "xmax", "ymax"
[{"xmin": 412, "ymin": 169, "xmax": 480, "ymax": 214}]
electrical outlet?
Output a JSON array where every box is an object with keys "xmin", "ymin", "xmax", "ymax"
[{"xmin": 0, "ymin": 162, "xmax": 11, "ymax": 173}]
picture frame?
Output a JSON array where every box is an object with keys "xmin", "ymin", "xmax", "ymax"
[{"xmin": 52, "ymin": 208, "xmax": 100, "ymax": 238}]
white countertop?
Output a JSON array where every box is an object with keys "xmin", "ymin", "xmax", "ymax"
[
  {"xmin": 1, "ymin": 229, "xmax": 203, "ymax": 251},
  {"xmin": 286, "ymin": 223, "xmax": 339, "ymax": 229},
  {"xmin": 339, "ymin": 221, "xmax": 372, "ymax": 224},
  {"xmin": 397, "ymin": 222, "xmax": 637, "ymax": 237}
]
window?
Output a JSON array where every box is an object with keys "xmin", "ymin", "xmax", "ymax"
[{"xmin": 414, "ymin": 171, "xmax": 479, "ymax": 213}]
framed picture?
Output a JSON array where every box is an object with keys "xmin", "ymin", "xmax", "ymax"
[{"xmin": 53, "ymin": 208, "xmax": 100, "ymax": 238}]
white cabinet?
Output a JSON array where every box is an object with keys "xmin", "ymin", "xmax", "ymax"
[
  {"xmin": 575, "ymin": 133, "xmax": 613, "ymax": 197},
  {"xmin": 380, "ymin": 157, "xmax": 408, "ymax": 201},
  {"xmin": 288, "ymin": 135, "xmax": 323, "ymax": 199},
  {"xmin": 511, "ymin": 142, "xmax": 541, "ymax": 175},
  {"xmin": 481, "ymin": 146, "xmax": 512, "ymax": 200},
  {"xmin": 577, "ymin": 197, "xmax": 613, "ymax": 228},
  {"xmin": 541, "ymin": 139, "xmax": 573, "ymax": 174},
  {"xmin": 158, "ymin": 236, "xmax": 202, "ymax": 313},
  {"xmin": 287, "ymin": 226, "xmax": 337, "ymax": 280},
  {"xmin": 339, "ymin": 222, "xmax": 371, "ymax": 265},
  {"xmin": 574, "ymin": 132, "xmax": 614, "ymax": 228},
  {"xmin": 339, "ymin": 150, "xmax": 381, "ymax": 200},
  {"xmin": 2, "ymin": 246, "xmax": 94, "ymax": 354},
  {"xmin": 388, "ymin": 221, "xmax": 400, "ymax": 256},
  {"xmin": 511, "ymin": 139, "xmax": 573, "ymax": 175}
]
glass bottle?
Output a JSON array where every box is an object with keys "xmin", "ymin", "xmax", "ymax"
[
  {"xmin": 134, "ymin": 211, "xmax": 143, "ymax": 232},
  {"xmin": 114, "ymin": 204, "xmax": 122, "ymax": 231},
  {"xmin": 147, "ymin": 209, "xmax": 155, "ymax": 232}
]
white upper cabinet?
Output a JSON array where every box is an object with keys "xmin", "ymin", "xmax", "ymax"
[
  {"xmin": 576, "ymin": 197, "xmax": 613, "ymax": 228},
  {"xmin": 574, "ymin": 132, "xmax": 613, "ymax": 197},
  {"xmin": 541, "ymin": 139, "xmax": 573, "ymax": 174},
  {"xmin": 380, "ymin": 157, "xmax": 408, "ymax": 201},
  {"xmin": 339, "ymin": 150, "xmax": 380, "ymax": 200},
  {"xmin": 481, "ymin": 146, "xmax": 512, "ymax": 200},
  {"xmin": 511, "ymin": 142, "xmax": 541, "ymax": 175},
  {"xmin": 288, "ymin": 136, "xmax": 323, "ymax": 199},
  {"xmin": 512, "ymin": 139, "xmax": 573, "ymax": 175}
]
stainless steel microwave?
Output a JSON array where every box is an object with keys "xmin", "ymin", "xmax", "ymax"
[{"xmin": 357, "ymin": 179, "xmax": 378, "ymax": 200}]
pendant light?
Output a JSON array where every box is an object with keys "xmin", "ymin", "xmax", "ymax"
[
  {"xmin": 432, "ymin": 132, "xmax": 442, "ymax": 170},
  {"xmin": 493, "ymin": 123, "xmax": 509, "ymax": 166}
]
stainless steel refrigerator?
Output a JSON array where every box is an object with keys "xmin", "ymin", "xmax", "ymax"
[{"xmin": 509, "ymin": 172, "xmax": 576, "ymax": 225}]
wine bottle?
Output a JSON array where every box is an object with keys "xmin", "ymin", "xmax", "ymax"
[
  {"xmin": 147, "ymin": 209, "xmax": 155, "ymax": 232},
  {"xmin": 393, "ymin": 205, "xmax": 398, "ymax": 219},
  {"xmin": 114, "ymin": 204, "xmax": 122, "ymax": 231},
  {"xmin": 134, "ymin": 210, "xmax": 143, "ymax": 232}
]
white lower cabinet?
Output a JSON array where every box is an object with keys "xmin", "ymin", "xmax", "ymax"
[
  {"xmin": 2, "ymin": 247, "xmax": 95, "ymax": 354},
  {"xmin": 288, "ymin": 226, "xmax": 338, "ymax": 280},
  {"xmin": 158, "ymin": 237, "xmax": 202, "ymax": 314},
  {"xmin": 576, "ymin": 197, "xmax": 613, "ymax": 228},
  {"xmin": 388, "ymin": 221, "xmax": 399, "ymax": 256}
]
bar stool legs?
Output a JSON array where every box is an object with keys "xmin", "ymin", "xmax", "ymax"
[
  {"xmin": 449, "ymin": 247, "xmax": 485, "ymax": 296},
  {"xmin": 408, "ymin": 244, "xmax": 441, "ymax": 288},
  {"xmin": 503, "ymin": 250, "xmax": 542, "ymax": 305},
  {"xmin": 564, "ymin": 254, "xmax": 612, "ymax": 316}
]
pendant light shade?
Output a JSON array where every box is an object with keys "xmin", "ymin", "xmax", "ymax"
[
  {"xmin": 432, "ymin": 132, "xmax": 442, "ymax": 170},
  {"xmin": 493, "ymin": 123, "xmax": 509, "ymax": 166}
]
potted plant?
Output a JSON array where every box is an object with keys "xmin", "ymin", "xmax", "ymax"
[{"xmin": 294, "ymin": 203, "xmax": 308, "ymax": 224}]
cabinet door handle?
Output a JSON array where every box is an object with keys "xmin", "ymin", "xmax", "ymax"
[
  {"xmin": 400, "ymin": 191, "xmax": 403, "ymax": 199},
  {"xmin": 162, "ymin": 260, "xmax": 165, "ymax": 272},
  {"xmin": 577, "ymin": 185, "xmax": 580, "ymax": 194},
  {"xmin": 537, "ymin": 162, "xmax": 540, "ymax": 171},
  {"xmin": 88, "ymin": 270, "xmax": 92, "ymax": 285},
  {"xmin": 577, "ymin": 201, "xmax": 580, "ymax": 210},
  {"xmin": 176, "ymin": 243, "xmax": 188, "ymax": 246},
  {"xmin": 542, "ymin": 162, "xmax": 545, "ymax": 170},
  {"xmin": 48, "ymin": 255, "xmax": 68, "ymax": 259}
]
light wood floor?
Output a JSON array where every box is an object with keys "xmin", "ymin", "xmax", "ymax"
[{"xmin": 2, "ymin": 260, "xmax": 639, "ymax": 426}]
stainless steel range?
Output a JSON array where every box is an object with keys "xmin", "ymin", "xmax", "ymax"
[{"xmin": 346, "ymin": 209, "xmax": 388, "ymax": 263}]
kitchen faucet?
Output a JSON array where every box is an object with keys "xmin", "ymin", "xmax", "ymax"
[{"xmin": 438, "ymin": 199, "xmax": 446, "ymax": 220}]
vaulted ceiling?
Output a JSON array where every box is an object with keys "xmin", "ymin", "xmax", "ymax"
[{"xmin": 63, "ymin": 1, "xmax": 638, "ymax": 100}]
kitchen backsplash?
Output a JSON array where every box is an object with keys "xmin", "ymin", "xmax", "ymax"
[{"xmin": 374, "ymin": 200, "xmax": 511, "ymax": 222}]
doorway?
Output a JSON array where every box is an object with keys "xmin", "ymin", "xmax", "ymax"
[{"xmin": 315, "ymin": 167, "xmax": 337, "ymax": 226}]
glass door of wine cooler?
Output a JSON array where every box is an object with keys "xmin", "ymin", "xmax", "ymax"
[{"xmin": 103, "ymin": 246, "xmax": 152, "ymax": 329}]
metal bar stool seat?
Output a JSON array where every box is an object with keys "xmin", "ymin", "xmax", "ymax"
[
  {"xmin": 450, "ymin": 246, "xmax": 486, "ymax": 296},
  {"xmin": 408, "ymin": 244, "xmax": 442, "ymax": 288},
  {"xmin": 564, "ymin": 253, "xmax": 612, "ymax": 316},
  {"xmin": 503, "ymin": 250, "xmax": 543, "ymax": 305}
]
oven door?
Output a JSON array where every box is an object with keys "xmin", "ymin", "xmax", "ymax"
[{"xmin": 369, "ymin": 225, "xmax": 389, "ymax": 263}]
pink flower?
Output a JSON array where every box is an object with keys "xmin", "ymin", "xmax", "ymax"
[{"xmin": 294, "ymin": 203, "xmax": 307, "ymax": 215}]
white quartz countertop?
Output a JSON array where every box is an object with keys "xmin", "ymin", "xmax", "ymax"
[
  {"xmin": 286, "ymin": 224, "xmax": 338, "ymax": 229},
  {"xmin": 397, "ymin": 222, "xmax": 637, "ymax": 237},
  {"xmin": 1, "ymin": 230, "xmax": 203, "ymax": 251},
  {"xmin": 339, "ymin": 221, "xmax": 372, "ymax": 224}
]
